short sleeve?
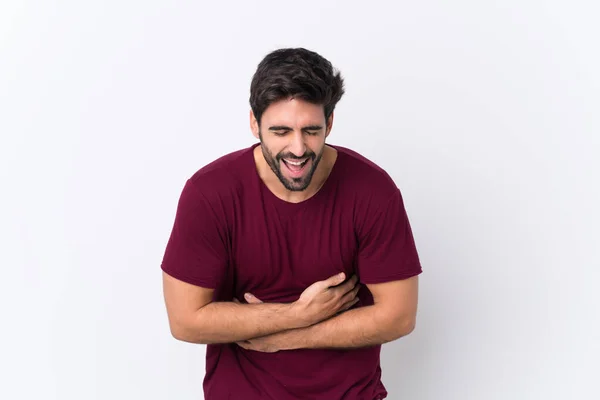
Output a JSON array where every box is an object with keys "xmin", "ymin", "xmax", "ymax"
[
  {"xmin": 357, "ymin": 188, "xmax": 422, "ymax": 284},
  {"xmin": 160, "ymin": 179, "xmax": 229, "ymax": 289}
]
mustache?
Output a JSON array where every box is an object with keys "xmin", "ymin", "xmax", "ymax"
[{"xmin": 276, "ymin": 152, "xmax": 316, "ymax": 161}]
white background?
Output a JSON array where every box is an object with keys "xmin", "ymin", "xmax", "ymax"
[{"xmin": 1, "ymin": 1, "xmax": 598, "ymax": 399}]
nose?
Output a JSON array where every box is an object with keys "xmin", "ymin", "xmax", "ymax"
[{"xmin": 288, "ymin": 131, "xmax": 307, "ymax": 157}]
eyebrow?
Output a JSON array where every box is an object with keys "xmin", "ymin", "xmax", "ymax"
[{"xmin": 268, "ymin": 125, "xmax": 324, "ymax": 131}]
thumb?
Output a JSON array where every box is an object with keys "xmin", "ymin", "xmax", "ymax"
[
  {"xmin": 324, "ymin": 272, "xmax": 346, "ymax": 287},
  {"xmin": 244, "ymin": 293, "xmax": 263, "ymax": 304}
]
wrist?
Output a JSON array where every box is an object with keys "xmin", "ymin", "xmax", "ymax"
[
  {"xmin": 287, "ymin": 301, "xmax": 312, "ymax": 329},
  {"xmin": 289, "ymin": 325, "xmax": 311, "ymax": 350}
]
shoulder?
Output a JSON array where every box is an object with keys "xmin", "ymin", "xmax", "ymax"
[
  {"xmin": 331, "ymin": 146, "xmax": 410, "ymax": 234},
  {"xmin": 187, "ymin": 145, "xmax": 254, "ymax": 195},
  {"xmin": 333, "ymin": 145, "xmax": 399, "ymax": 201},
  {"xmin": 180, "ymin": 145, "xmax": 256, "ymax": 216}
]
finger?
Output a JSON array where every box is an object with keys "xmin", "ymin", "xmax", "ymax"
[
  {"xmin": 340, "ymin": 284, "xmax": 361, "ymax": 304},
  {"xmin": 336, "ymin": 275, "xmax": 359, "ymax": 295},
  {"xmin": 340, "ymin": 297, "xmax": 360, "ymax": 312},
  {"xmin": 335, "ymin": 298, "xmax": 358, "ymax": 315},
  {"xmin": 323, "ymin": 272, "xmax": 346, "ymax": 288},
  {"xmin": 233, "ymin": 297, "xmax": 241, "ymax": 304},
  {"xmin": 244, "ymin": 293, "xmax": 263, "ymax": 304}
]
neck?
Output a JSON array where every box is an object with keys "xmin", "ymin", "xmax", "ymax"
[{"xmin": 253, "ymin": 145, "xmax": 337, "ymax": 203}]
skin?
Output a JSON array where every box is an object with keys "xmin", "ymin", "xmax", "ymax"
[
  {"xmin": 163, "ymin": 271, "xmax": 360, "ymax": 344},
  {"xmin": 250, "ymin": 97, "xmax": 336, "ymax": 203},
  {"xmin": 163, "ymin": 97, "xmax": 419, "ymax": 351},
  {"xmin": 237, "ymin": 276, "xmax": 418, "ymax": 352}
]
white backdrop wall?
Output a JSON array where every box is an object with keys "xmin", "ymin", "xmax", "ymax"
[{"xmin": 1, "ymin": 1, "xmax": 598, "ymax": 399}]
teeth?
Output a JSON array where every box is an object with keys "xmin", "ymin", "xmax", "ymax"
[{"xmin": 285, "ymin": 159, "xmax": 306, "ymax": 166}]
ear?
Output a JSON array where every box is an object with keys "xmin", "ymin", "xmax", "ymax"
[
  {"xmin": 325, "ymin": 112, "xmax": 334, "ymax": 138},
  {"xmin": 250, "ymin": 110, "xmax": 260, "ymax": 139}
]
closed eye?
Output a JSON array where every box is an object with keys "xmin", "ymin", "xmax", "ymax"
[
  {"xmin": 268, "ymin": 126, "xmax": 291, "ymax": 136},
  {"xmin": 303, "ymin": 125, "xmax": 324, "ymax": 135},
  {"xmin": 268, "ymin": 125, "xmax": 323, "ymax": 136}
]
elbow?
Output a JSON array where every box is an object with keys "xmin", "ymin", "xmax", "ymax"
[
  {"xmin": 168, "ymin": 320, "xmax": 190, "ymax": 342},
  {"xmin": 169, "ymin": 324, "xmax": 191, "ymax": 342},
  {"xmin": 168, "ymin": 317, "xmax": 208, "ymax": 344},
  {"xmin": 401, "ymin": 317, "xmax": 416, "ymax": 336},
  {"xmin": 388, "ymin": 316, "xmax": 416, "ymax": 341}
]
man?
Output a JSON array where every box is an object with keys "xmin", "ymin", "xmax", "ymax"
[{"xmin": 161, "ymin": 48, "xmax": 422, "ymax": 399}]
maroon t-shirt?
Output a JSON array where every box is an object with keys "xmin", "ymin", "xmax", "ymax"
[{"xmin": 161, "ymin": 143, "xmax": 422, "ymax": 400}]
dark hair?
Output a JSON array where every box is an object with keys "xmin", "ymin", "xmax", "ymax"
[{"xmin": 249, "ymin": 48, "xmax": 345, "ymax": 124}]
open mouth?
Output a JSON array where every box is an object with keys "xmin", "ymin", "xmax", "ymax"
[{"xmin": 281, "ymin": 158, "xmax": 310, "ymax": 176}]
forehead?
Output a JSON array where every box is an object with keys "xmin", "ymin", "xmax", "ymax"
[{"xmin": 261, "ymin": 98, "xmax": 325, "ymax": 126}]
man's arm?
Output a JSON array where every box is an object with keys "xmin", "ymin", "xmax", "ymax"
[
  {"xmin": 237, "ymin": 276, "xmax": 418, "ymax": 351},
  {"xmin": 162, "ymin": 271, "xmax": 360, "ymax": 344}
]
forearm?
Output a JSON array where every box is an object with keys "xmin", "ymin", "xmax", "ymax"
[
  {"xmin": 280, "ymin": 305, "xmax": 415, "ymax": 350},
  {"xmin": 173, "ymin": 301, "xmax": 303, "ymax": 344}
]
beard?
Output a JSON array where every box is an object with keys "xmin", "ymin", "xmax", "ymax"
[{"xmin": 259, "ymin": 133, "xmax": 324, "ymax": 192}]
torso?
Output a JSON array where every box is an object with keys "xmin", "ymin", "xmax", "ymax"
[
  {"xmin": 188, "ymin": 143, "xmax": 399, "ymax": 400},
  {"xmin": 232, "ymin": 146, "xmax": 358, "ymax": 304}
]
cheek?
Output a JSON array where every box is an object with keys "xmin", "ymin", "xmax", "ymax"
[
  {"xmin": 263, "ymin": 142, "xmax": 284, "ymax": 159},
  {"xmin": 307, "ymin": 137, "xmax": 326, "ymax": 153},
  {"xmin": 272, "ymin": 138, "xmax": 295, "ymax": 154}
]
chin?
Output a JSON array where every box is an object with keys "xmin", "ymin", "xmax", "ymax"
[{"xmin": 282, "ymin": 177, "xmax": 311, "ymax": 192}]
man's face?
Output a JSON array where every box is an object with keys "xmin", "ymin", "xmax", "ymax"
[{"xmin": 251, "ymin": 98, "xmax": 332, "ymax": 192}]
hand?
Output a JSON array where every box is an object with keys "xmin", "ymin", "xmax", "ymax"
[
  {"xmin": 234, "ymin": 272, "xmax": 360, "ymax": 331},
  {"xmin": 233, "ymin": 283, "xmax": 359, "ymax": 353},
  {"xmin": 233, "ymin": 295, "xmax": 285, "ymax": 353},
  {"xmin": 236, "ymin": 331, "xmax": 286, "ymax": 353},
  {"xmin": 237, "ymin": 290, "xmax": 358, "ymax": 316},
  {"xmin": 293, "ymin": 273, "xmax": 360, "ymax": 326}
]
